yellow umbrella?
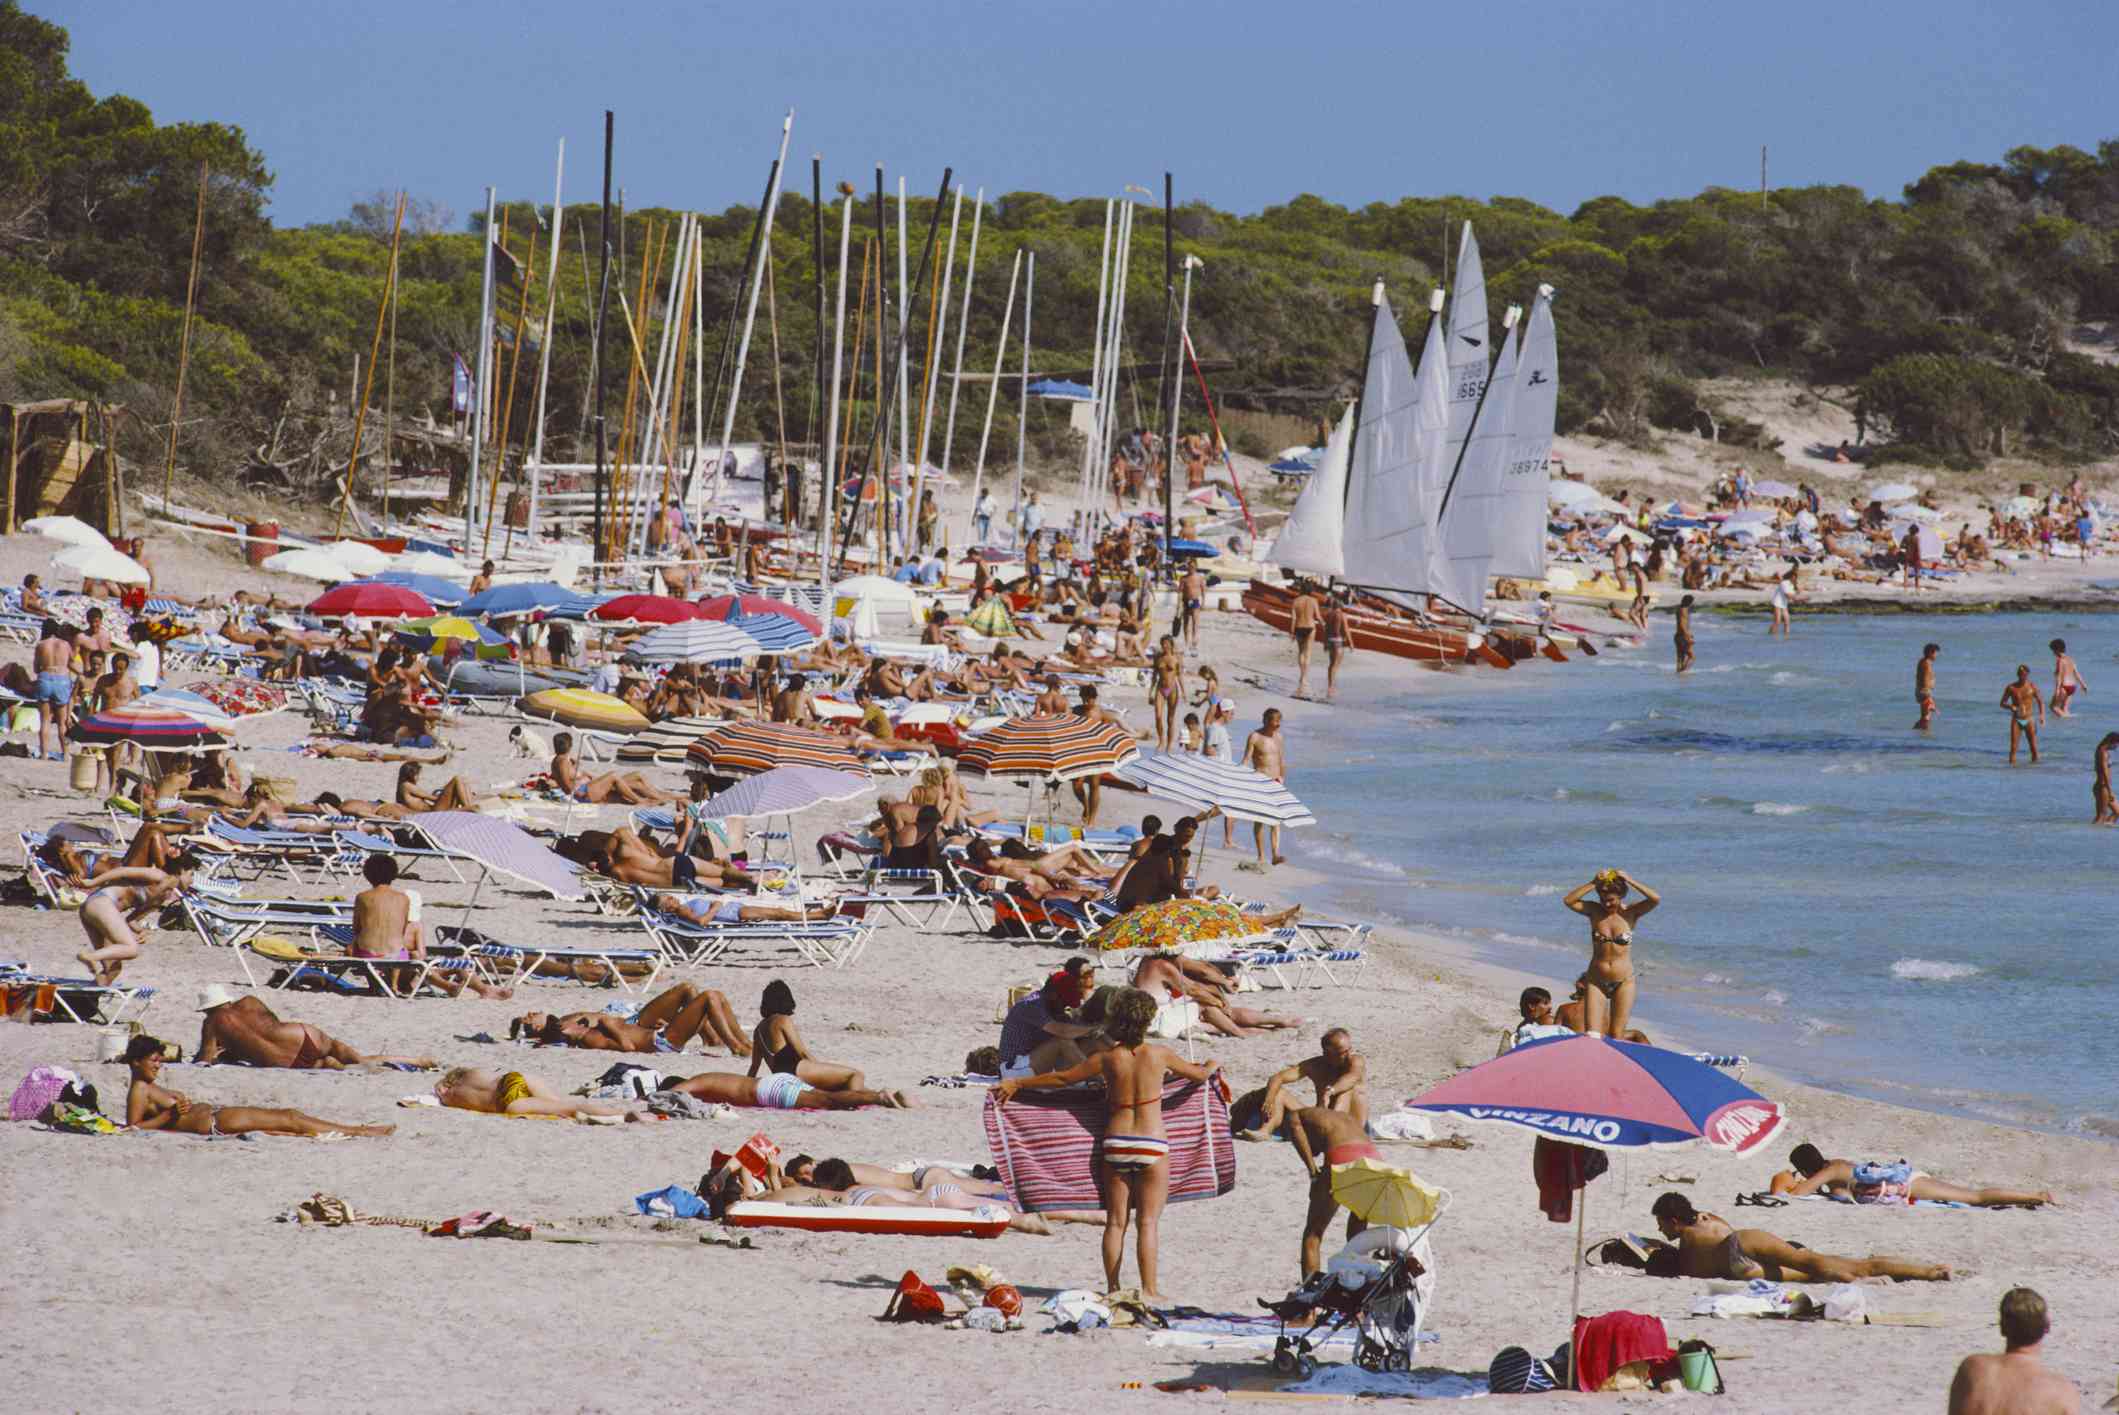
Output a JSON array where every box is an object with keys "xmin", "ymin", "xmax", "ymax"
[
  {"xmin": 397, "ymin": 615, "xmax": 489, "ymax": 642},
  {"xmin": 516, "ymin": 687, "xmax": 649, "ymax": 732},
  {"xmin": 1329, "ymin": 1158, "xmax": 1442, "ymax": 1228}
]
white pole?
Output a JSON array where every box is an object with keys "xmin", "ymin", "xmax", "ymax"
[
  {"xmin": 525, "ymin": 139, "xmax": 565, "ymax": 550},
  {"xmin": 910, "ymin": 184, "xmax": 962, "ymax": 558},
  {"xmin": 894, "ymin": 176, "xmax": 912, "ymax": 560},
  {"xmin": 820, "ymin": 193, "xmax": 855, "ymax": 597},
  {"xmin": 1077, "ymin": 198, "xmax": 1115, "ymax": 511},
  {"xmin": 1162, "ymin": 254, "xmax": 1200, "ymax": 564},
  {"xmin": 634, "ymin": 214, "xmax": 691, "ymax": 557},
  {"xmin": 467, "ymin": 186, "xmax": 498, "ymax": 544},
  {"xmin": 1014, "ymin": 250, "xmax": 1034, "ymax": 528},
  {"xmin": 1095, "ymin": 202, "xmax": 1136, "ymax": 516},
  {"xmin": 708, "ymin": 110, "xmax": 795, "ymax": 517},
  {"xmin": 692, "ymin": 223, "xmax": 706, "ymax": 513},
  {"xmin": 966, "ymin": 248, "xmax": 1023, "ymax": 544},
  {"xmin": 938, "ymin": 187, "xmax": 983, "ymax": 540}
]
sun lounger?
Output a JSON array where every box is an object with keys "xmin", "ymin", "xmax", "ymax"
[
  {"xmin": 233, "ymin": 936, "xmax": 476, "ymax": 997},
  {"xmin": 332, "ymin": 827, "xmax": 470, "ymax": 883},
  {"xmin": 203, "ymin": 818, "xmax": 362, "ymax": 884},
  {"xmin": 0, "ymin": 964, "xmax": 156, "ymax": 1023},
  {"xmin": 415, "ymin": 923, "xmax": 665, "ymax": 994},
  {"xmin": 1238, "ymin": 938, "xmax": 1371, "ymax": 989},
  {"xmin": 181, "ymin": 891, "xmax": 352, "ymax": 950},
  {"xmin": 627, "ymin": 887, "xmax": 873, "ymax": 969}
]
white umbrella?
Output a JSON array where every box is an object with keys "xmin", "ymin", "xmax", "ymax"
[
  {"xmin": 830, "ymin": 574, "xmax": 923, "ymax": 609},
  {"xmin": 2003, "ymin": 495, "xmax": 2039, "ymax": 519},
  {"xmin": 1115, "ymin": 750, "xmax": 1316, "ymax": 828},
  {"xmin": 24, "ymin": 515, "xmax": 112, "ymax": 551},
  {"xmin": 392, "ymin": 550, "xmax": 463, "ymax": 577},
  {"xmin": 1547, "ymin": 480, "xmax": 1606, "ymax": 509},
  {"xmin": 1891, "ymin": 504, "xmax": 1942, "ymax": 523},
  {"xmin": 1751, "ymin": 479, "xmax": 1797, "ymax": 498},
  {"xmin": 324, "ymin": 540, "xmax": 393, "ymax": 575},
  {"xmin": 1867, "ymin": 482, "xmax": 1919, "ymax": 503},
  {"xmin": 1601, "ymin": 525, "xmax": 1652, "ymax": 545},
  {"xmin": 261, "ymin": 548, "xmax": 355, "ymax": 582},
  {"xmin": 51, "ymin": 543, "xmax": 149, "ymax": 585}
]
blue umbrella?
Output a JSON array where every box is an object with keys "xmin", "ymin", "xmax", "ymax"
[
  {"xmin": 355, "ymin": 572, "xmax": 465, "ymax": 607},
  {"xmin": 458, "ymin": 582, "xmax": 606, "ymax": 618},
  {"xmin": 1165, "ymin": 538, "xmax": 1218, "ymax": 558},
  {"xmin": 1027, "ymin": 378, "xmax": 1094, "ymax": 401}
]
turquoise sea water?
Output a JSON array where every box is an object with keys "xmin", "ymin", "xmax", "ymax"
[{"xmin": 1275, "ymin": 608, "xmax": 2119, "ymax": 1140}]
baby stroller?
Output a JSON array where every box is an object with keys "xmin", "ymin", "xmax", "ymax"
[{"xmin": 1259, "ymin": 1226, "xmax": 1435, "ymax": 1378}]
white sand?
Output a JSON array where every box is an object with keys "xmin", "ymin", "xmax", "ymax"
[{"xmin": 2, "ymin": 523, "xmax": 2116, "ymax": 1413}]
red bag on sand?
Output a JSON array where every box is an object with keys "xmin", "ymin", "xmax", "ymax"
[
  {"xmin": 882, "ymin": 1270, "xmax": 949, "ymax": 1323},
  {"xmin": 982, "ymin": 1284, "xmax": 1023, "ymax": 1319}
]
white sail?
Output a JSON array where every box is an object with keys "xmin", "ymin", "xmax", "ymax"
[
  {"xmin": 1264, "ymin": 405, "xmax": 1351, "ymax": 578},
  {"xmin": 1490, "ymin": 288, "xmax": 1558, "ymax": 580},
  {"xmin": 1341, "ymin": 294, "xmax": 1448, "ymax": 595},
  {"xmin": 1442, "ymin": 222, "xmax": 1491, "ymax": 470},
  {"xmin": 1428, "ymin": 323, "xmax": 1519, "ymax": 616}
]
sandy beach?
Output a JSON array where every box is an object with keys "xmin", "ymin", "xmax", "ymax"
[{"xmin": 3, "ymin": 513, "xmax": 2117, "ymax": 1414}]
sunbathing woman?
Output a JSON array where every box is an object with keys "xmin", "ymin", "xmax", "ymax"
[
  {"xmin": 658, "ymin": 892, "xmax": 839, "ymax": 928},
  {"xmin": 311, "ymin": 791, "xmax": 413, "ymax": 823},
  {"xmin": 393, "ymin": 761, "xmax": 478, "ymax": 812},
  {"xmin": 125, "ymin": 1035, "xmax": 394, "ymax": 1136},
  {"xmin": 40, "ymin": 821, "xmax": 191, "ymax": 884},
  {"xmin": 963, "ymin": 839, "xmax": 1102, "ymax": 902},
  {"xmin": 660, "ymin": 1069, "xmax": 910, "ymax": 1110},
  {"xmin": 550, "ymin": 733, "xmax": 681, "ymax": 805},
  {"xmin": 509, "ymin": 981, "xmax": 750, "ymax": 1055},
  {"xmin": 1561, "ymin": 868, "xmax": 1660, "ymax": 1039},
  {"xmin": 748, "ymin": 979, "xmax": 875, "ymax": 1094},
  {"xmin": 797, "ymin": 1157, "xmax": 1057, "ymax": 1234},
  {"xmin": 1773, "ymin": 1144, "xmax": 2052, "ymax": 1208},
  {"xmin": 996, "ymin": 837, "xmax": 1110, "ymax": 883},
  {"xmin": 76, "ymin": 862, "xmax": 194, "ymax": 982},
  {"xmin": 195, "ymin": 990, "xmax": 435, "ymax": 1070},
  {"xmin": 218, "ymin": 783, "xmax": 345, "ymax": 834},
  {"xmin": 1651, "ymin": 1192, "xmax": 1950, "ymax": 1283},
  {"xmin": 433, "ymin": 1066, "xmax": 645, "ymax": 1120}
]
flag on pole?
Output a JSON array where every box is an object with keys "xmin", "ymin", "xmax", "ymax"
[{"xmin": 451, "ymin": 353, "xmax": 472, "ymax": 414}]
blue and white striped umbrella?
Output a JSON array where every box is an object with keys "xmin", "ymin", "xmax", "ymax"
[
  {"xmin": 693, "ymin": 765, "xmax": 873, "ymax": 819},
  {"xmin": 1114, "ymin": 750, "xmax": 1317, "ymax": 828},
  {"xmin": 724, "ymin": 609, "xmax": 819, "ymax": 653},
  {"xmin": 619, "ymin": 618, "xmax": 768, "ymax": 663},
  {"xmin": 360, "ymin": 572, "xmax": 466, "ymax": 608}
]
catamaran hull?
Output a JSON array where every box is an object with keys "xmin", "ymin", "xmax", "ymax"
[{"xmin": 1241, "ymin": 582, "xmax": 1488, "ymax": 666}]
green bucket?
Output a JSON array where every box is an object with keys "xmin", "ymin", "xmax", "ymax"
[{"xmin": 1678, "ymin": 1344, "xmax": 1721, "ymax": 1393}]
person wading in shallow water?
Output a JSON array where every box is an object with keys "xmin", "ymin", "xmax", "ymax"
[{"xmin": 2000, "ymin": 665, "xmax": 2044, "ymax": 766}]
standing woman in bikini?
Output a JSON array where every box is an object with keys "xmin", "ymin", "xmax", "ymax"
[{"xmin": 1561, "ymin": 869, "xmax": 1660, "ymax": 1040}]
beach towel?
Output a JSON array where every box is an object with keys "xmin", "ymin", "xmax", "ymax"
[
  {"xmin": 981, "ymin": 1077, "xmax": 1235, "ymax": 1214},
  {"xmin": 1571, "ymin": 1310, "xmax": 1672, "ymax": 1392}
]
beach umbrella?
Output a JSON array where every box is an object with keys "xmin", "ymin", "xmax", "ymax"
[
  {"xmin": 1750, "ymin": 479, "xmax": 1797, "ymax": 499},
  {"xmin": 363, "ymin": 572, "xmax": 465, "ymax": 608},
  {"xmin": 261, "ymin": 547, "xmax": 358, "ymax": 582},
  {"xmin": 307, "ymin": 582, "xmax": 435, "ymax": 619},
  {"xmin": 51, "ymin": 543, "xmax": 149, "ymax": 585},
  {"xmin": 1085, "ymin": 898, "xmax": 1276, "ymax": 955},
  {"xmin": 616, "ymin": 715, "xmax": 725, "ymax": 763},
  {"xmin": 1546, "ymin": 480, "xmax": 1606, "ymax": 509},
  {"xmin": 459, "ymin": 582, "xmax": 603, "ymax": 618},
  {"xmin": 589, "ymin": 593, "xmax": 703, "ymax": 626},
  {"xmin": 829, "ymin": 575, "xmax": 923, "ymax": 612},
  {"xmin": 685, "ymin": 722, "xmax": 866, "ymax": 778},
  {"xmin": 690, "ymin": 765, "xmax": 873, "ymax": 819},
  {"xmin": 395, "ymin": 615, "xmax": 512, "ymax": 660},
  {"xmin": 1867, "ymin": 482, "xmax": 1918, "ymax": 503},
  {"xmin": 1330, "ymin": 1158, "xmax": 1445, "ymax": 1228},
  {"xmin": 1405, "ymin": 1033, "xmax": 1786, "ymax": 1331},
  {"xmin": 25, "ymin": 515, "xmax": 112, "ymax": 550},
  {"xmin": 516, "ymin": 687, "xmax": 649, "ymax": 733},
  {"xmin": 136, "ymin": 689, "xmax": 237, "ymax": 730},
  {"xmin": 1114, "ymin": 750, "xmax": 1316, "ymax": 828},
  {"xmin": 407, "ymin": 811, "xmax": 586, "ymax": 900},
  {"xmin": 964, "ymin": 597, "xmax": 1018, "ymax": 638},
  {"xmin": 956, "ymin": 713, "xmax": 1140, "ymax": 783},
  {"xmin": 694, "ymin": 594, "xmax": 822, "ymax": 653},
  {"xmin": 390, "ymin": 550, "xmax": 462, "ymax": 576},
  {"xmin": 1165, "ymin": 538, "xmax": 1218, "ymax": 558},
  {"xmin": 2003, "ymin": 495, "xmax": 2040, "ymax": 519},
  {"xmin": 174, "ymin": 678, "xmax": 288, "ymax": 718},
  {"xmin": 70, "ymin": 702, "xmax": 227, "ymax": 752},
  {"xmin": 1600, "ymin": 525, "xmax": 1653, "ymax": 545},
  {"xmin": 619, "ymin": 618, "xmax": 766, "ymax": 663},
  {"xmin": 322, "ymin": 540, "xmax": 394, "ymax": 575}
]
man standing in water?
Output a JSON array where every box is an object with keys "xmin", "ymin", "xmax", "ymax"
[
  {"xmin": 1242, "ymin": 708, "xmax": 1288, "ymax": 870},
  {"xmin": 2049, "ymin": 639, "xmax": 2088, "ymax": 718},
  {"xmin": 1915, "ymin": 643, "xmax": 1941, "ymax": 731},
  {"xmin": 2001, "ymin": 666, "xmax": 2044, "ymax": 766},
  {"xmin": 1289, "ymin": 583, "xmax": 1321, "ymax": 698},
  {"xmin": 1947, "ymin": 1288, "xmax": 2082, "ymax": 1415},
  {"xmin": 1673, "ymin": 595, "xmax": 1696, "ymax": 675},
  {"xmin": 2093, "ymin": 733, "xmax": 2119, "ymax": 825}
]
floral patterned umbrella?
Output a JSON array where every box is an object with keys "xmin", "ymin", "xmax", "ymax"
[
  {"xmin": 176, "ymin": 678, "xmax": 289, "ymax": 718},
  {"xmin": 1085, "ymin": 898, "xmax": 1276, "ymax": 954}
]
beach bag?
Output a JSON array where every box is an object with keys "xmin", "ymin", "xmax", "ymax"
[
  {"xmin": 881, "ymin": 1270, "xmax": 949, "ymax": 1324},
  {"xmin": 1487, "ymin": 1346, "xmax": 1558, "ymax": 1393}
]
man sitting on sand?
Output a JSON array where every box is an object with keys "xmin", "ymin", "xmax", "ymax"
[
  {"xmin": 434, "ymin": 1066, "xmax": 647, "ymax": 1120},
  {"xmin": 1770, "ymin": 1143, "xmax": 2051, "ymax": 1209},
  {"xmin": 1241, "ymin": 1027, "xmax": 1368, "ymax": 1140},
  {"xmin": 508, "ymin": 981, "xmax": 749, "ymax": 1055},
  {"xmin": 194, "ymin": 985, "xmax": 435, "ymax": 1069},
  {"xmin": 1650, "ymin": 1192, "xmax": 1951, "ymax": 1283},
  {"xmin": 1948, "ymin": 1287, "xmax": 2081, "ymax": 1415},
  {"xmin": 126, "ymin": 1035, "xmax": 394, "ymax": 1137}
]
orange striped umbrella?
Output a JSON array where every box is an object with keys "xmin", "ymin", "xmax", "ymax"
[
  {"xmin": 685, "ymin": 721, "xmax": 866, "ymax": 778},
  {"xmin": 956, "ymin": 713, "xmax": 1140, "ymax": 783}
]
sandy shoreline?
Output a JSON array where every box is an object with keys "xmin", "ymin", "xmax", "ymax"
[{"xmin": 2, "ymin": 520, "xmax": 2116, "ymax": 1412}]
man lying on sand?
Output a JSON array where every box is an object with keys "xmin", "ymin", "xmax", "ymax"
[
  {"xmin": 508, "ymin": 982, "xmax": 749, "ymax": 1055},
  {"xmin": 1771, "ymin": 1143, "xmax": 2052, "ymax": 1208},
  {"xmin": 433, "ymin": 1067, "xmax": 645, "ymax": 1120},
  {"xmin": 126, "ymin": 1035, "xmax": 393, "ymax": 1137},
  {"xmin": 1651, "ymin": 1192, "xmax": 1951, "ymax": 1283},
  {"xmin": 1132, "ymin": 952, "xmax": 1302, "ymax": 1040},
  {"xmin": 195, "ymin": 986, "xmax": 434, "ymax": 1069}
]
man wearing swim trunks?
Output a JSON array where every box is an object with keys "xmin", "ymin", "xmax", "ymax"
[
  {"xmin": 32, "ymin": 620, "xmax": 75, "ymax": 761},
  {"xmin": 2001, "ymin": 665, "xmax": 2044, "ymax": 766},
  {"xmin": 1285, "ymin": 1104, "xmax": 1378, "ymax": 1277},
  {"xmin": 1914, "ymin": 642, "xmax": 1940, "ymax": 731},
  {"xmin": 1179, "ymin": 566, "xmax": 1205, "ymax": 650},
  {"xmin": 1673, "ymin": 594, "xmax": 1696, "ymax": 675},
  {"xmin": 994, "ymin": 988, "xmax": 1221, "ymax": 1301},
  {"xmin": 195, "ymin": 987, "xmax": 434, "ymax": 1070},
  {"xmin": 1289, "ymin": 584, "xmax": 1321, "ymax": 698},
  {"xmin": 2048, "ymin": 638, "xmax": 2087, "ymax": 718}
]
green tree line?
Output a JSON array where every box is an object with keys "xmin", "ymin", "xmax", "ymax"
[{"xmin": 3, "ymin": 0, "xmax": 2117, "ymax": 503}]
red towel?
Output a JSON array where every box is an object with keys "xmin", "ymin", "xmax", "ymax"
[
  {"xmin": 1532, "ymin": 1136, "xmax": 1608, "ymax": 1223},
  {"xmin": 1571, "ymin": 1310, "xmax": 1672, "ymax": 1392},
  {"xmin": 982, "ymin": 1077, "xmax": 1235, "ymax": 1213}
]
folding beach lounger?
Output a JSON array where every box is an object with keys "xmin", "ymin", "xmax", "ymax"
[
  {"xmin": 181, "ymin": 892, "xmax": 352, "ymax": 950},
  {"xmin": 233, "ymin": 937, "xmax": 475, "ymax": 998},
  {"xmin": 627, "ymin": 887, "xmax": 873, "ymax": 969},
  {"xmin": 203, "ymin": 819, "xmax": 362, "ymax": 885},
  {"xmin": 0, "ymin": 965, "xmax": 156, "ymax": 1024}
]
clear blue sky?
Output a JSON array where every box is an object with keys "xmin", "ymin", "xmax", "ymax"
[{"xmin": 49, "ymin": 0, "xmax": 2119, "ymax": 229}]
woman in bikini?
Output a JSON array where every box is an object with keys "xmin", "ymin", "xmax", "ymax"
[
  {"xmin": 748, "ymin": 980, "xmax": 874, "ymax": 1094},
  {"xmin": 1561, "ymin": 868, "xmax": 1660, "ymax": 1040},
  {"xmin": 509, "ymin": 981, "xmax": 751, "ymax": 1055},
  {"xmin": 76, "ymin": 863, "xmax": 195, "ymax": 983},
  {"xmin": 1150, "ymin": 636, "xmax": 1185, "ymax": 751},
  {"xmin": 124, "ymin": 1035, "xmax": 394, "ymax": 1137}
]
